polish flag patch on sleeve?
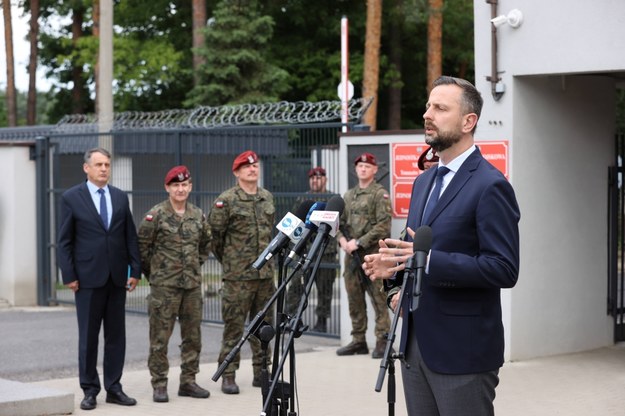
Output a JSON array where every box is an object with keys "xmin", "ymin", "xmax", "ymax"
[
  {"xmin": 145, "ymin": 214, "xmax": 154, "ymax": 221},
  {"xmin": 215, "ymin": 201, "xmax": 225, "ymax": 208},
  {"xmin": 383, "ymin": 193, "xmax": 390, "ymax": 199}
]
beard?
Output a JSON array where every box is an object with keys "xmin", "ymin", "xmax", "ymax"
[{"xmin": 425, "ymin": 127, "xmax": 462, "ymax": 153}]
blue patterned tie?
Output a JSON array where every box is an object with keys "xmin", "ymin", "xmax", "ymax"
[
  {"xmin": 422, "ymin": 166, "xmax": 450, "ymax": 224},
  {"xmin": 97, "ymin": 188, "xmax": 108, "ymax": 229}
]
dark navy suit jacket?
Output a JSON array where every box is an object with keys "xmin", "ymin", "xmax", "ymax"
[
  {"xmin": 57, "ymin": 181, "xmax": 141, "ymax": 288},
  {"xmin": 398, "ymin": 147, "xmax": 520, "ymax": 375}
]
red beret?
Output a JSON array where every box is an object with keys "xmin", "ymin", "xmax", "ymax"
[
  {"xmin": 232, "ymin": 150, "xmax": 259, "ymax": 172},
  {"xmin": 308, "ymin": 167, "xmax": 326, "ymax": 177},
  {"xmin": 354, "ymin": 152, "xmax": 377, "ymax": 166},
  {"xmin": 417, "ymin": 146, "xmax": 439, "ymax": 170},
  {"xmin": 164, "ymin": 165, "xmax": 191, "ymax": 185}
]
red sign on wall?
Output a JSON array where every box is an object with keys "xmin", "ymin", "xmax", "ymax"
[
  {"xmin": 393, "ymin": 182, "xmax": 414, "ymax": 217},
  {"xmin": 390, "ymin": 140, "xmax": 509, "ymax": 218},
  {"xmin": 392, "ymin": 143, "xmax": 431, "ymax": 181}
]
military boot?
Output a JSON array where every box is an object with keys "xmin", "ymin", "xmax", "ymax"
[
  {"xmin": 153, "ymin": 386, "xmax": 169, "ymax": 403},
  {"xmin": 178, "ymin": 382, "xmax": 210, "ymax": 398},
  {"xmin": 313, "ymin": 317, "xmax": 327, "ymax": 333},
  {"xmin": 221, "ymin": 374, "xmax": 240, "ymax": 395},
  {"xmin": 336, "ymin": 341, "xmax": 368, "ymax": 356},
  {"xmin": 371, "ymin": 339, "xmax": 386, "ymax": 359},
  {"xmin": 253, "ymin": 367, "xmax": 268, "ymax": 388}
]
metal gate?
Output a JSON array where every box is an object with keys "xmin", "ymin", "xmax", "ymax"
[
  {"xmin": 31, "ymin": 102, "xmax": 372, "ymax": 339},
  {"xmin": 608, "ymin": 133, "xmax": 625, "ymax": 342}
]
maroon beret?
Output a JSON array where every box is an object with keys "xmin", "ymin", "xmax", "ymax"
[
  {"xmin": 354, "ymin": 152, "xmax": 377, "ymax": 166},
  {"xmin": 308, "ymin": 167, "xmax": 326, "ymax": 177},
  {"xmin": 164, "ymin": 165, "xmax": 191, "ymax": 185},
  {"xmin": 417, "ymin": 146, "xmax": 439, "ymax": 170},
  {"xmin": 232, "ymin": 150, "xmax": 259, "ymax": 172}
]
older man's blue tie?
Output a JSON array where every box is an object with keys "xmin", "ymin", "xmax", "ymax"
[
  {"xmin": 422, "ymin": 166, "xmax": 450, "ymax": 224},
  {"xmin": 97, "ymin": 188, "xmax": 108, "ymax": 229}
]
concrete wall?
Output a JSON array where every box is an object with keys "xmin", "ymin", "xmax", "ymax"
[
  {"xmin": 474, "ymin": 0, "xmax": 622, "ymax": 359},
  {"xmin": 0, "ymin": 143, "xmax": 37, "ymax": 306},
  {"xmin": 476, "ymin": 0, "xmax": 625, "ymax": 79}
]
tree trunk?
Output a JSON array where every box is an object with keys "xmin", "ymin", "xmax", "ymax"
[
  {"xmin": 362, "ymin": 0, "xmax": 382, "ymax": 131},
  {"xmin": 27, "ymin": 0, "xmax": 40, "ymax": 125},
  {"xmin": 93, "ymin": 0, "xmax": 100, "ymax": 114},
  {"xmin": 427, "ymin": 0, "xmax": 443, "ymax": 93},
  {"xmin": 387, "ymin": 0, "xmax": 403, "ymax": 130},
  {"xmin": 71, "ymin": 6, "xmax": 85, "ymax": 114},
  {"xmin": 192, "ymin": 0, "xmax": 206, "ymax": 85},
  {"xmin": 3, "ymin": 0, "xmax": 18, "ymax": 126}
]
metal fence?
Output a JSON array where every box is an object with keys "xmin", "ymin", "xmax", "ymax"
[
  {"xmin": 38, "ymin": 125, "xmax": 347, "ymax": 337},
  {"xmin": 26, "ymin": 99, "xmax": 373, "ymax": 339},
  {"xmin": 608, "ymin": 133, "xmax": 625, "ymax": 342}
]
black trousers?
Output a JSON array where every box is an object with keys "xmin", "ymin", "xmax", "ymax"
[{"xmin": 75, "ymin": 277, "xmax": 127, "ymax": 395}]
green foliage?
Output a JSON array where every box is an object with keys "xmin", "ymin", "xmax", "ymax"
[
  {"xmin": 267, "ymin": 0, "xmax": 367, "ymax": 102},
  {"xmin": 37, "ymin": 0, "xmax": 194, "ymax": 117},
  {"xmin": 23, "ymin": 0, "xmax": 475, "ymax": 129},
  {"xmin": 185, "ymin": 0, "xmax": 289, "ymax": 107},
  {"xmin": 0, "ymin": 88, "xmax": 52, "ymax": 127}
]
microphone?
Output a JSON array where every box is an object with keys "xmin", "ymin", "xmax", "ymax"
[
  {"xmin": 284, "ymin": 201, "xmax": 327, "ymax": 267},
  {"xmin": 251, "ymin": 200, "xmax": 315, "ymax": 270},
  {"xmin": 301, "ymin": 195, "xmax": 345, "ymax": 272},
  {"xmin": 408, "ymin": 225, "xmax": 432, "ymax": 312}
]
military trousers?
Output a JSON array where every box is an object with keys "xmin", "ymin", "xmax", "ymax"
[
  {"xmin": 286, "ymin": 260, "xmax": 337, "ymax": 320},
  {"xmin": 343, "ymin": 255, "xmax": 391, "ymax": 343},
  {"xmin": 148, "ymin": 285, "xmax": 203, "ymax": 388},
  {"xmin": 218, "ymin": 278, "xmax": 275, "ymax": 377}
]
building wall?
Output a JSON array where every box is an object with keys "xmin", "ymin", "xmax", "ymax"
[
  {"xmin": 0, "ymin": 144, "xmax": 37, "ymax": 306},
  {"xmin": 474, "ymin": 0, "xmax": 622, "ymax": 359}
]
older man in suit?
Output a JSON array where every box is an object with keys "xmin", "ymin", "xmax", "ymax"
[
  {"xmin": 363, "ymin": 76, "xmax": 520, "ymax": 416},
  {"xmin": 57, "ymin": 147, "xmax": 142, "ymax": 410}
]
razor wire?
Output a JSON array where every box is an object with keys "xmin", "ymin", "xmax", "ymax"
[{"xmin": 52, "ymin": 98, "xmax": 373, "ymax": 133}]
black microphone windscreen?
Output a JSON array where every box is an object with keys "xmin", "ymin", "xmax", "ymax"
[
  {"xmin": 413, "ymin": 226, "xmax": 432, "ymax": 253},
  {"xmin": 294, "ymin": 200, "xmax": 316, "ymax": 221},
  {"xmin": 325, "ymin": 195, "xmax": 345, "ymax": 215}
]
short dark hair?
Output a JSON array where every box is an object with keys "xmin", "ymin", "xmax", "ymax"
[
  {"xmin": 433, "ymin": 76, "xmax": 483, "ymax": 133},
  {"xmin": 84, "ymin": 147, "xmax": 111, "ymax": 164}
]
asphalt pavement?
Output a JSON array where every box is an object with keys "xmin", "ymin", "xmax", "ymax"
[
  {"xmin": 0, "ymin": 305, "xmax": 338, "ymax": 383},
  {"xmin": 3, "ymin": 306, "xmax": 625, "ymax": 416}
]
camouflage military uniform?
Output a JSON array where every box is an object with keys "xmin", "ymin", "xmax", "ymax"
[
  {"xmin": 337, "ymin": 182, "xmax": 392, "ymax": 343},
  {"xmin": 138, "ymin": 200, "xmax": 211, "ymax": 389},
  {"xmin": 208, "ymin": 184, "xmax": 276, "ymax": 378},
  {"xmin": 286, "ymin": 193, "xmax": 339, "ymax": 323}
]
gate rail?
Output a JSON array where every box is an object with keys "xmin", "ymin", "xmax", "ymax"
[
  {"xmin": 608, "ymin": 133, "xmax": 625, "ymax": 342},
  {"xmin": 32, "ymin": 121, "xmax": 359, "ymax": 338}
]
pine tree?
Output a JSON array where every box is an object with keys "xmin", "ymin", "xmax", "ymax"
[{"xmin": 185, "ymin": 0, "xmax": 289, "ymax": 107}]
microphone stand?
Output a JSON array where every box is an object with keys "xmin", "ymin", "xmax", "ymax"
[
  {"xmin": 212, "ymin": 249, "xmax": 303, "ymax": 416},
  {"xmin": 261, "ymin": 237, "xmax": 329, "ymax": 416},
  {"xmin": 374, "ymin": 254, "xmax": 419, "ymax": 416}
]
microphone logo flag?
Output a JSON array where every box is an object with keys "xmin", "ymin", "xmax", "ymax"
[
  {"xmin": 309, "ymin": 210, "xmax": 340, "ymax": 237},
  {"xmin": 276, "ymin": 212, "xmax": 304, "ymax": 242}
]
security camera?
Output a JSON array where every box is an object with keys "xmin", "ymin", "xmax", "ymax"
[
  {"xmin": 490, "ymin": 15, "xmax": 508, "ymax": 28},
  {"xmin": 491, "ymin": 9, "xmax": 523, "ymax": 29}
]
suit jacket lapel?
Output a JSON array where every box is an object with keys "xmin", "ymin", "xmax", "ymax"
[
  {"xmin": 406, "ymin": 168, "xmax": 436, "ymax": 231},
  {"xmin": 109, "ymin": 186, "xmax": 120, "ymax": 227},
  {"xmin": 425, "ymin": 148, "xmax": 482, "ymax": 225}
]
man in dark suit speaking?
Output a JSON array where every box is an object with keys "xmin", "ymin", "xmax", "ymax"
[
  {"xmin": 364, "ymin": 76, "xmax": 520, "ymax": 416},
  {"xmin": 58, "ymin": 147, "xmax": 142, "ymax": 410}
]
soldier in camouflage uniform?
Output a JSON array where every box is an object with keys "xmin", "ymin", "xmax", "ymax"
[
  {"xmin": 286, "ymin": 167, "xmax": 338, "ymax": 333},
  {"xmin": 208, "ymin": 150, "xmax": 276, "ymax": 395},
  {"xmin": 336, "ymin": 152, "xmax": 392, "ymax": 359},
  {"xmin": 138, "ymin": 166, "xmax": 212, "ymax": 403}
]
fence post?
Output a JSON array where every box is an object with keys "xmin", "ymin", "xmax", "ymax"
[{"xmin": 35, "ymin": 136, "xmax": 51, "ymax": 306}]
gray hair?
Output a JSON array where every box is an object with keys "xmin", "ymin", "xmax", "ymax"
[{"xmin": 83, "ymin": 148, "xmax": 111, "ymax": 164}]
